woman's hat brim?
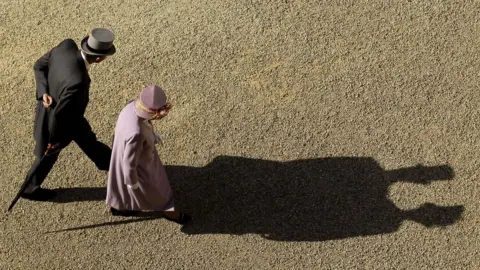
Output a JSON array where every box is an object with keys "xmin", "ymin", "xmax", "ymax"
[{"xmin": 134, "ymin": 98, "xmax": 154, "ymax": 119}]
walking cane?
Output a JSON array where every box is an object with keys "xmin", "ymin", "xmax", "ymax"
[{"xmin": 7, "ymin": 145, "xmax": 61, "ymax": 213}]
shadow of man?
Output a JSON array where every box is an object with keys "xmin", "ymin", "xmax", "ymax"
[
  {"xmin": 166, "ymin": 156, "xmax": 464, "ymax": 242},
  {"xmin": 50, "ymin": 187, "xmax": 106, "ymax": 203}
]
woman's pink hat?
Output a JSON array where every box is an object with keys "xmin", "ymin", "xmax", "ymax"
[{"xmin": 134, "ymin": 85, "xmax": 167, "ymax": 119}]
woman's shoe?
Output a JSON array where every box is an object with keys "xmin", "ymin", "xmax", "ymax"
[{"xmin": 110, "ymin": 207, "xmax": 141, "ymax": 217}]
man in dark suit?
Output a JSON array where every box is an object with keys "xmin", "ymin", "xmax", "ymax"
[{"xmin": 22, "ymin": 28, "xmax": 117, "ymax": 201}]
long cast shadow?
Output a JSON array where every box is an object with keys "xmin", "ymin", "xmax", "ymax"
[
  {"xmin": 49, "ymin": 156, "xmax": 464, "ymax": 241},
  {"xmin": 167, "ymin": 156, "xmax": 464, "ymax": 241}
]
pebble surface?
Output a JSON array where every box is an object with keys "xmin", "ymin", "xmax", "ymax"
[{"xmin": 0, "ymin": 1, "xmax": 478, "ymax": 269}]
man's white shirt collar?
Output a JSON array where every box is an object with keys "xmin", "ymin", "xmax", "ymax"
[{"xmin": 80, "ymin": 51, "xmax": 90, "ymax": 70}]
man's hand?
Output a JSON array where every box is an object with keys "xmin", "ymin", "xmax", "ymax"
[
  {"xmin": 44, "ymin": 143, "xmax": 60, "ymax": 155},
  {"xmin": 42, "ymin": 94, "xmax": 53, "ymax": 108}
]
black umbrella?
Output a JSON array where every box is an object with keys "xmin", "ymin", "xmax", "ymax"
[{"xmin": 7, "ymin": 146, "xmax": 62, "ymax": 212}]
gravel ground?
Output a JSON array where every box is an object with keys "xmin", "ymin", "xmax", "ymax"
[{"xmin": 1, "ymin": 0, "xmax": 479, "ymax": 269}]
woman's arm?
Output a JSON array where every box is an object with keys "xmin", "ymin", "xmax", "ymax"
[{"xmin": 122, "ymin": 133, "xmax": 144, "ymax": 188}]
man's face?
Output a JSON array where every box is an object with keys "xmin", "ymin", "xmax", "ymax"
[{"xmin": 94, "ymin": 56, "xmax": 107, "ymax": 63}]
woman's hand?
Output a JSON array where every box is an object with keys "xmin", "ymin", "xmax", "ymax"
[{"xmin": 154, "ymin": 131, "xmax": 163, "ymax": 146}]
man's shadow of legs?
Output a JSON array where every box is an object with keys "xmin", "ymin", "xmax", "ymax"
[
  {"xmin": 168, "ymin": 156, "xmax": 464, "ymax": 242},
  {"xmin": 50, "ymin": 187, "xmax": 106, "ymax": 203}
]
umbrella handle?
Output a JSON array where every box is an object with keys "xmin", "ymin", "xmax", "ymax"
[
  {"xmin": 7, "ymin": 144, "xmax": 64, "ymax": 213},
  {"xmin": 6, "ymin": 147, "xmax": 62, "ymax": 213}
]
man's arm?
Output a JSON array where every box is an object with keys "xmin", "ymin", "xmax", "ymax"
[
  {"xmin": 33, "ymin": 49, "xmax": 52, "ymax": 100},
  {"xmin": 48, "ymin": 82, "xmax": 83, "ymax": 145}
]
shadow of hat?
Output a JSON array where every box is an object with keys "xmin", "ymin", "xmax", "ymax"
[{"xmin": 81, "ymin": 28, "xmax": 116, "ymax": 56}]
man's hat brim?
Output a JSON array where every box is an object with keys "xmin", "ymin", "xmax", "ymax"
[{"xmin": 80, "ymin": 36, "xmax": 116, "ymax": 56}]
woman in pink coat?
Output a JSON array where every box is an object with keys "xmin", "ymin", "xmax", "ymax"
[{"xmin": 106, "ymin": 84, "xmax": 191, "ymax": 224}]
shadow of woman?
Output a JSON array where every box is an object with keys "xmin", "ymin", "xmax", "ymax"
[{"xmin": 166, "ymin": 156, "xmax": 464, "ymax": 241}]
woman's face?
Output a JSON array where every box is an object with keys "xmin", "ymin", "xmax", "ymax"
[{"xmin": 150, "ymin": 102, "xmax": 172, "ymax": 120}]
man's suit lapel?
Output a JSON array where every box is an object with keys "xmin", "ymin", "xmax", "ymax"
[
  {"xmin": 76, "ymin": 51, "xmax": 91, "ymax": 78},
  {"xmin": 76, "ymin": 51, "xmax": 91, "ymax": 104},
  {"xmin": 76, "ymin": 51, "xmax": 87, "ymax": 71}
]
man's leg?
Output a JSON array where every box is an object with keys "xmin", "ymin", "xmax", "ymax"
[
  {"xmin": 74, "ymin": 118, "xmax": 112, "ymax": 171},
  {"xmin": 21, "ymin": 152, "xmax": 60, "ymax": 201}
]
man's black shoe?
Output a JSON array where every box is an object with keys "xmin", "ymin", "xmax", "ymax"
[{"xmin": 21, "ymin": 188, "xmax": 57, "ymax": 201}]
